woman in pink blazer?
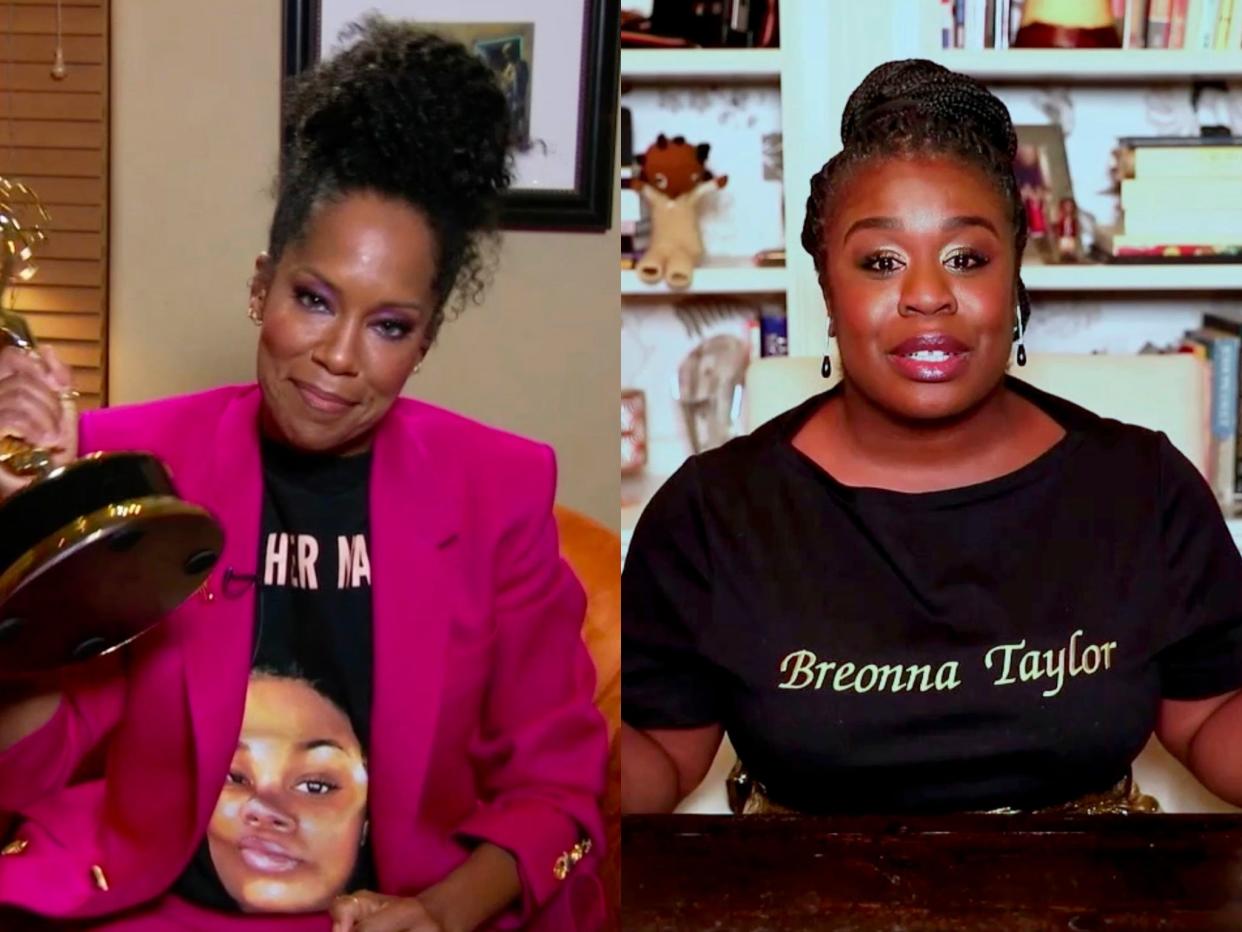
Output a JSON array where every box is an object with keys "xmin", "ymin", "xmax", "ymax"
[{"xmin": 0, "ymin": 18, "xmax": 605, "ymax": 931}]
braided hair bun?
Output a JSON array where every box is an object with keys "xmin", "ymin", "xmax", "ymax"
[
  {"xmin": 802, "ymin": 58, "xmax": 1031, "ymax": 326},
  {"xmin": 839, "ymin": 59, "xmax": 1016, "ymax": 160},
  {"xmin": 268, "ymin": 16, "xmax": 513, "ymax": 338}
]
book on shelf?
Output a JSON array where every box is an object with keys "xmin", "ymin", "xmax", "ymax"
[
  {"xmin": 1110, "ymin": 243, "xmax": 1242, "ymax": 260},
  {"xmin": 1123, "ymin": 210, "xmax": 1242, "ymax": 239},
  {"xmin": 1121, "ymin": 178, "xmax": 1242, "ymax": 210},
  {"xmin": 935, "ymin": 0, "xmax": 951, "ymax": 48},
  {"xmin": 1126, "ymin": 0, "xmax": 1153, "ymax": 48},
  {"xmin": 1118, "ymin": 135, "xmax": 1242, "ymax": 147},
  {"xmin": 1130, "ymin": 145, "xmax": 1242, "ymax": 177},
  {"xmin": 1182, "ymin": 326, "xmax": 1240, "ymax": 508},
  {"xmin": 942, "ymin": 0, "xmax": 1242, "ymax": 47},
  {"xmin": 1204, "ymin": 313, "xmax": 1242, "ymax": 499},
  {"xmin": 1169, "ymin": 0, "xmax": 1190, "ymax": 47},
  {"xmin": 1145, "ymin": 0, "xmax": 1173, "ymax": 48},
  {"xmin": 996, "ymin": 0, "xmax": 1014, "ymax": 48},
  {"xmin": 1095, "ymin": 227, "xmax": 1242, "ymax": 259},
  {"xmin": 1116, "ymin": 136, "xmax": 1242, "ymax": 181},
  {"xmin": 964, "ymin": 0, "xmax": 987, "ymax": 48},
  {"xmin": 1117, "ymin": 136, "xmax": 1242, "ymax": 180},
  {"xmin": 1217, "ymin": 0, "xmax": 1242, "ymax": 46}
]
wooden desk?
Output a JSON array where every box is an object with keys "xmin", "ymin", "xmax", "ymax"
[{"xmin": 623, "ymin": 814, "xmax": 1242, "ymax": 930}]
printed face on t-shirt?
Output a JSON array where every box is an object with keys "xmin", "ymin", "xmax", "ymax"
[
  {"xmin": 207, "ymin": 674, "xmax": 368, "ymax": 913},
  {"xmin": 821, "ymin": 155, "xmax": 1018, "ymax": 422}
]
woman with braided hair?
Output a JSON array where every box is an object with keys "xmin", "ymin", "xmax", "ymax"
[
  {"xmin": 622, "ymin": 59, "xmax": 1242, "ymax": 818},
  {"xmin": 0, "ymin": 17, "xmax": 605, "ymax": 930}
]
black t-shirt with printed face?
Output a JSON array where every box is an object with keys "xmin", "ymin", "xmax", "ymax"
[
  {"xmin": 622, "ymin": 377, "xmax": 1242, "ymax": 815},
  {"xmin": 175, "ymin": 438, "xmax": 376, "ymax": 912}
]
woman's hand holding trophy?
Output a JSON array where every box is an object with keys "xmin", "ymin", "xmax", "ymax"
[
  {"xmin": 0, "ymin": 178, "xmax": 223, "ymax": 678},
  {"xmin": 0, "ymin": 342, "xmax": 78, "ymax": 499}
]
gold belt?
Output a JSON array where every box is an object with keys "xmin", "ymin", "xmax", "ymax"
[{"xmin": 726, "ymin": 760, "xmax": 1161, "ymax": 816}]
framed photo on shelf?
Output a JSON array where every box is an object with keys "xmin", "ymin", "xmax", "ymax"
[
  {"xmin": 1014, "ymin": 124, "xmax": 1081, "ymax": 263},
  {"xmin": 283, "ymin": 0, "xmax": 618, "ymax": 231}
]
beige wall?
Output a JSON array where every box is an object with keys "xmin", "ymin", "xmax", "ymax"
[{"xmin": 110, "ymin": 1, "xmax": 618, "ymax": 529}]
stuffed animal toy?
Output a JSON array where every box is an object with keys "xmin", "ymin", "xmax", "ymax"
[{"xmin": 632, "ymin": 134, "xmax": 727, "ymax": 289}]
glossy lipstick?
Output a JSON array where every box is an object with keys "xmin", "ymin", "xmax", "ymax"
[{"xmin": 887, "ymin": 333, "xmax": 971, "ymax": 382}]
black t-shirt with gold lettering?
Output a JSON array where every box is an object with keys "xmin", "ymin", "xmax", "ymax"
[
  {"xmin": 175, "ymin": 438, "xmax": 376, "ymax": 912},
  {"xmin": 622, "ymin": 377, "xmax": 1242, "ymax": 814}
]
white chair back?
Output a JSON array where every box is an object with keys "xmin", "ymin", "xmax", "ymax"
[{"xmin": 745, "ymin": 352, "xmax": 1210, "ymax": 476}]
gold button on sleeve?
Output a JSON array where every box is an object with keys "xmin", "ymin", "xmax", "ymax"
[{"xmin": 553, "ymin": 837, "xmax": 593, "ymax": 880}]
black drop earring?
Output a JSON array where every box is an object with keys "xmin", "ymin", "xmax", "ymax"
[
  {"xmin": 823, "ymin": 318, "xmax": 835, "ymax": 378},
  {"xmin": 1014, "ymin": 305, "xmax": 1028, "ymax": 368}
]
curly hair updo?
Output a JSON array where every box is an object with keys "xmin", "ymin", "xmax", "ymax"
[
  {"xmin": 800, "ymin": 59, "xmax": 1031, "ymax": 328},
  {"xmin": 268, "ymin": 16, "xmax": 513, "ymax": 341}
]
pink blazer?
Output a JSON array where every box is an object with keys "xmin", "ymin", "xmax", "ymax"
[{"xmin": 0, "ymin": 385, "xmax": 607, "ymax": 930}]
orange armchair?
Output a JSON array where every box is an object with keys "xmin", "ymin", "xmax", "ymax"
[{"xmin": 554, "ymin": 506, "xmax": 620, "ymax": 931}]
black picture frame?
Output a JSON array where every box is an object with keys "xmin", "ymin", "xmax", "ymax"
[{"xmin": 282, "ymin": 0, "xmax": 618, "ymax": 232}]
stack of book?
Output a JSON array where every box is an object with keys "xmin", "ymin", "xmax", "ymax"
[{"xmin": 1110, "ymin": 136, "xmax": 1242, "ymax": 261}]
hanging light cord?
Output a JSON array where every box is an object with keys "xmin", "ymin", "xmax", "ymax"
[
  {"xmin": 51, "ymin": 0, "xmax": 66, "ymax": 80},
  {"xmin": 4, "ymin": 0, "xmax": 13, "ymax": 164}
]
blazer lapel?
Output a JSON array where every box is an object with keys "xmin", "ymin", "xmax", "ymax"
[
  {"xmin": 182, "ymin": 387, "xmax": 264, "ymax": 821},
  {"xmin": 368, "ymin": 403, "xmax": 462, "ymax": 890}
]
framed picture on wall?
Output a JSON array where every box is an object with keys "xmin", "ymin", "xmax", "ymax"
[{"xmin": 283, "ymin": 0, "xmax": 618, "ymax": 232}]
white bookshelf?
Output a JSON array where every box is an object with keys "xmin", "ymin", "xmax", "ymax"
[
  {"xmin": 1023, "ymin": 263, "xmax": 1242, "ymax": 291},
  {"xmin": 620, "ymin": 48, "xmax": 781, "ymax": 83},
  {"xmin": 935, "ymin": 49, "xmax": 1242, "ymax": 82},
  {"xmin": 621, "ymin": 265, "xmax": 787, "ymax": 296}
]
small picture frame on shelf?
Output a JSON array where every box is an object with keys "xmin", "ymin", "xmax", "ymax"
[
  {"xmin": 621, "ymin": 389, "xmax": 648, "ymax": 476},
  {"xmin": 1014, "ymin": 124, "xmax": 1079, "ymax": 264}
]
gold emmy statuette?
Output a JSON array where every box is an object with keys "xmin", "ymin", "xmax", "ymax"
[{"xmin": 0, "ymin": 177, "xmax": 224, "ymax": 676}]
